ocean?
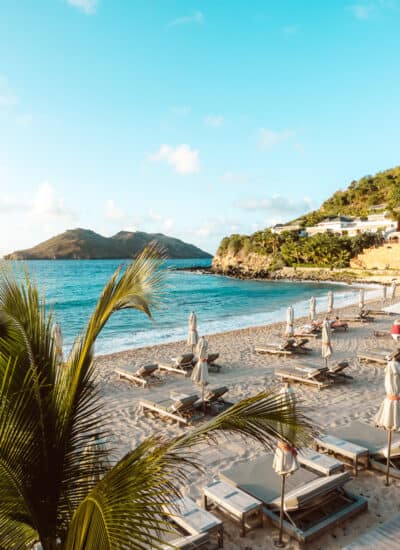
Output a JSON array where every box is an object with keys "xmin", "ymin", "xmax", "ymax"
[{"xmin": 16, "ymin": 259, "xmax": 367, "ymax": 355}]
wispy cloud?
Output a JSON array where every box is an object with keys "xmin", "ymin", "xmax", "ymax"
[
  {"xmin": 347, "ymin": 0, "xmax": 396, "ymax": 19},
  {"xmin": 258, "ymin": 128, "xmax": 295, "ymax": 149},
  {"xmin": 148, "ymin": 144, "xmax": 200, "ymax": 174},
  {"xmin": 168, "ymin": 11, "xmax": 204, "ymax": 27},
  {"xmin": 104, "ymin": 199, "xmax": 125, "ymax": 221},
  {"xmin": 66, "ymin": 0, "xmax": 98, "ymax": 15},
  {"xmin": 235, "ymin": 195, "xmax": 312, "ymax": 216},
  {"xmin": 205, "ymin": 114, "xmax": 224, "ymax": 127}
]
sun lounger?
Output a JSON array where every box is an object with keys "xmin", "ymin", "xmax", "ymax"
[
  {"xmin": 203, "ymin": 479, "xmax": 263, "ymax": 536},
  {"xmin": 294, "ymin": 325, "xmax": 321, "ymax": 339},
  {"xmin": 330, "ymin": 320, "xmax": 349, "ymax": 332},
  {"xmin": 219, "ymin": 455, "xmax": 367, "ymax": 545},
  {"xmin": 373, "ymin": 330, "xmax": 391, "ymax": 338},
  {"xmin": 357, "ymin": 348, "xmax": 394, "ymax": 366},
  {"xmin": 298, "ymin": 448, "xmax": 345, "ymax": 476},
  {"xmin": 255, "ymin": 338, "xmax": 311, "ymax": 356},
  {"xmin": 198, "ymin": 386, "xmax": 232, "ymax": 414},
  {"xmin": 275, "ymin": 364, "xmax": 332, "ymax": 390},
  {"xmin": 115, "ymin": 363, "xmax": 161, "ymax": 387},
  {"xmin": 140, "ymin": 394, "xmax": 201, "ymax": 425},
  {"xmin": 165, "ymin": 496, "xmax": 223, "ymax": 548},
  {"xmin": 159, "ymin": 353, "xmax": 195, "ymax": 376},
  {"xmin": 315, "ymin": 420, "xmax": 400, "ymax": 478},
  {"xmin": 327, "ymin": 361, "xmax": 353, "ymax": 381},
  {"xmin": 342, "ymin": 512, "xmax": 400, "ymax": 549},
  {"xmin": 162, "ymin": 532, "xmax": 210, "ymax": 550}
]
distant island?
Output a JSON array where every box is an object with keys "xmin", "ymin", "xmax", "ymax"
[
  {"xmin": 4, "ymin": 228, "xmax": 212, "ymax": 260},
  {"xmin": 213, "ymin": 166, "xmax": 400, "ymax": 281}
]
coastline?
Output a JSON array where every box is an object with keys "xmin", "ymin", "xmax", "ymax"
[{"xmin": 94, "ymin": 294, "xmax": 400, "ymax": 549}]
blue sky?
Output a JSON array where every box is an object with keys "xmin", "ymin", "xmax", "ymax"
[{"xmin": 1, "ymin": 0, "xmax": 400, "ymax": 255}]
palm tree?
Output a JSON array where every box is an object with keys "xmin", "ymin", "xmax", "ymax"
[{"xmin": 0, "ymin": 246, "xmax": 312, "ymax": 549}]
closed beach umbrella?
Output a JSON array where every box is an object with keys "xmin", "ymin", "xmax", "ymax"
[
  {"xmin": 321, "ymin": 319, "xmax": 332, "ymax": 369},
  {"xmin": 51, "ymin": 322, "xmax": 63, "ymax": 364},
  {"xmin": 374, "ymin": 354, "xmax": 400, "ymax": 485},
  {"xmin": 309, "ymin": 297, "xmax": 316, "ymax": 322},
  {"xmin": 391, "ymin": 281, "xmax": 397, "ymax": 302},
  {"xmin": 359, "ymin": 288, "xmax": 365, "ymax": 311},
  {"xmin": 187, "ymin": 311, "xmax": 198, "ymax": 352},
  {"xmin": 273, "ymin": 440, "xmax": 299, "ymax": 547},
  {"xmin": 285, "ymin": 306, "xmax": 294, "ymax": 337},
  {"xmin": 192, "ymin": 336, "xmax": 209, "ymax": 412},
  {"xmin": 383, "ymin": 285, "xmax": 387, "ymax": 303},
  {"xmin": 327, "ymin": 291, "xmax": 334, "ymax": 315}
]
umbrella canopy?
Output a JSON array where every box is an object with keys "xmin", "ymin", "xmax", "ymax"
[
  {"xmin": 375, "ymin": 359, "xmax": 400, "ymax": 431},
  {"xmin": 187, "ymin": 311, "xmax": 199, "ymax": 348},
  {"xmin": 273, "ymin": 441, "xmax": 299, "ymax": 476},
  {"xmin": 309, "ymin": 297, "xmax": 316, "ymax": 322},
  {"xmin": 359, "ymin": 288, "xmax": 365, "ymax": 310},
  {"xmin": 383, "ymin": 285, "xmax": 387, "ymax": 302},
  {"xmin": 285, "ymin": 306, "xmax": 294, "ymax": 337},
  {"xmin": 327, "ymin": 291, "xmax": 334, "ymax": 315},
  {"xmin": 192, "ymin": 337, "xmax": 209, "ymax": 411},
  {"xmin": 51, "ymin": 322, "xmax": 63, "ymax": 363},
  {"xmin": 321, "ymin": 319, "xmax": 332, "ymax": 366},
  {"xmin": 392, "ymin": 282, "xmax": 397, "ymax": 301},
  {"xmin": 374, "ymin": 357, "xmax": 400, "ymax": 485}
]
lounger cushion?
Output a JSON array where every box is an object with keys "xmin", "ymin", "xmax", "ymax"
[
  {"xmin": 170, "ymin": 394, "xmax": 199, "ymax": 412},
  {"xmin": 329, "ymin": 421, "xmax": 400, "ymax": 458},
  {"xmin": 136, "ymin": 364, "xmax": 159, "ymax": 376},
  {"xmin": 175, "ymin": 353, "xmax": 195, "ymax": 366},
  {"xmin": 203, "ymin": 386, "xmax": 228, "ymax": 401},
  {"xmin": 207, "ymin": 353, "xmax": 219, "ymax": 364}
]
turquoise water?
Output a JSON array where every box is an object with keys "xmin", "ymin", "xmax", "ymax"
[{"xmin": 14, "ymin": 259, "xmax": 361, "ymax": 355}]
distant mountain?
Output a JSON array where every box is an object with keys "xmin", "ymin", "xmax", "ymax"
[{"xmin": 4, "ymin": 228, "xmax": 212, "ymax": 260}]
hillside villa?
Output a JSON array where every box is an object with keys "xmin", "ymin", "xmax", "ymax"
[{"xmin": 273, "ymin": 211, "xmax": 399, "ymax": 239}]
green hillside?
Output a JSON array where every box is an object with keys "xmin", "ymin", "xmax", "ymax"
[
  {"xmin": 295, "ymin": 166, "xmax": 400, "ymax": 227},
  {"xmin": 214, "ymin": 166, "xmax": 400, "ymax": 271}
]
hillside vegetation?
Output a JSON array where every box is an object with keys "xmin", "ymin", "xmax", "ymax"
[
  {"xmin": 296, "ymin": 166, "xmax": 400, "ymax": 227},
  {"xmin": 215, "ymin": 166, "xmax": 399, "ymax": 272},
  {"xmin": 4, "ymin": 228, "xmax": 212, "ymax": 260}
]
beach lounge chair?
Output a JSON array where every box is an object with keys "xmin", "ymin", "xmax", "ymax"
[
  {"xmin": 255, "ymin": 338, "xmax": 311, "ymax": 356},
  {"xmin": 342, "ymin": 311, "xmax": 375, "ymax": 323},
  {"xmin": 203, "ymin": 479, "xmax": 263, "ymax": 536},
  {"xmin": 161, "ymin": 532, "xmax": 210, "ymax": 550},
  {"xmin": 158, "ymin": 353, "xmax": 195, "ymax": 376},
  {"xmin": 294, "ymin": 325, "xmax": 321, "ymax": 339},
  {"xmin": 326, "ymin": 361, "xmax": 353, "ymax": 381},
  {"xmin": 297, "ymin": 448, "xmax": 345, "ymax": 476},
  {"xmin": 330, "ymin": 319, "xmax": 349, "ymax": 332},
  {"xmin": 356, "ymin": 348, "xmax": 395, "ymax": 366},
  {"xmin": 115, "ymin": 363, "xmax": 161, "ymax": 387},
  {"xmin": 198, "ymin": 386, "xmax": 232, "ymax": 414},
  {"xmin": 164, "ymin": 496, "xmax": 224, "ymax": 548},
  {"xmin": 315, "ymin": 420, "xmax": 400, "ymax": 478},
  {"xmin": 275, "ymin": 364, "xmax": 332, "ymax": 390},
  {"xmin": 140, "ymin": 393, "xmax": 201, "ymax": 426},
  {"xmin": 219, "ymin": 455, "xmax": 367, "ymax": 545},
  {"xmin": 342, "ymin": 512, "xmax": 400, "ymax": 549}
]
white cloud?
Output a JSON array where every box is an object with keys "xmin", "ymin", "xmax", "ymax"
[
  {"xmin": 235, "ymin": 195, "xmax": 312, "ymax": 216},
  {"xmin": 168, "ymin": 11, "xmax": 204, "ymax": 27},
  {"xmin": 222, "ymin": 171, "xmax": 249, "ymax": 184},
  {"xmin": 125, "ymin": 209, "xmax": 175, "ymax": 235},
  {"xmin": 66, "ymin": 0, "xmax": 98, "ymax": 14},
  {"xmin": 192, "ymin": 218, "xmax": 242, "ymax": 239},
  {"xmin": 31, "ymin": 182, "xmax": 75, "ymax": 220},
  {"xmin": 205, "ymin": 114, "xmax": 224, "ymax": 127},
  {"xmin": 148, "ymin": 144, "xmax": 200, "ymax": 175},
  {"xmin": 104, "ymin": 199, "xmax": 125, "ymax": 221},
  {"xmin": 258, "ymin": 128, "xmax": 295, "ymax": 149},
  {"xmin": 0, "ymin": 76, "xmax": 17, "ymax": 108},
  {"xmin": 348, "ymin": 4, "xmax": 374, "ymax": 18}
]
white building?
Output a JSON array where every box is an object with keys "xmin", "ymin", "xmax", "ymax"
[{"xmin": 305, "ymin": 213, "xmax": 397, "ymax": 238}]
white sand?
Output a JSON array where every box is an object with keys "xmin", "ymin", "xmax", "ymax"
[{"xmin": 94, "ymin": 298, "xmax": 400, "ymax": 549}]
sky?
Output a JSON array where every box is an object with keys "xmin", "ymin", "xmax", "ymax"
[{"xmin": 1, "ymin": 0, "xmax": 400, "ymax": 256}]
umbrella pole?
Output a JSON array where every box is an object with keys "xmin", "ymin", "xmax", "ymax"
[
  {"xmin": 274, "ymin": 474, "xmax": 286, "ymax": 547},
  {"xmin": 385, "ymin": 429, "xmax": 392, "ymax": 486},
  {"xmin": 202, "ymin": 384, "xmax": 205, "ymax": 415}
]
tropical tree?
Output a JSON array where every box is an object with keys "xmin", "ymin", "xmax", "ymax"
[{"xmin": 0, "ymin": 247, "xmax": 311, "ymax": 550}]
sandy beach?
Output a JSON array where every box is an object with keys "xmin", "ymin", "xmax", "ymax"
[{"xmin": 94, "ymin": 296, "xmax": 400, "ymax": 549}]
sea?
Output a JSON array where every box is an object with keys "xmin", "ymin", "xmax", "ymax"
[{"xmin": 15, "ymin": 259, "xmax": 371, "ymax": 355}]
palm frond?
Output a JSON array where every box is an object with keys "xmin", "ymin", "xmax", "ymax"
[{"xmin": 65, "ymin": 388, "xmax": 313, "ymax": 548}]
